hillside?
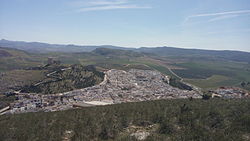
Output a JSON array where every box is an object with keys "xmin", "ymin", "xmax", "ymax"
[
  {"xmin": 0, "ymin": 39, "xmax": 128, "ymax": 53},
  {"xmin": 138, "ymin": 47, "xmax": 250, "ymax": 63},
  {"xmin": 0, "ymin": 47, "xmax": 45, "ymax": 72},
  {"xmin": 21, "ymin": 64, "xmax": 104, "ymax": 94},
  {"xmin": 1, "ymin": 39, "xmax": 250, "ymax": 64},
  {"xmin": 0, "ymin": 49, "xmax": 12, "ymax": 58},
  {"xmin": 0, "ymin": 64, "xmax": 104, "ymax": 95},
  {"xmin": 0, "ymin": 99, "xmax": 249, "ymax": 141},
  {"xmin": 93, "ymin": 48, "xmax": 143, "ymax": 58}
]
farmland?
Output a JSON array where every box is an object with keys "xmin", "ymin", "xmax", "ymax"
[{"xmin": 171, "ymin": 60, "xmax": 250, "ymax": 89}]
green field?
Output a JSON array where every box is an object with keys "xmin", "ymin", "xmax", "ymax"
[
  {"xmin": 172, "ymin": 60, "xmax": 250, "ymax": 89},
  {"xmin": 185, "ymin": 75, "xmax": 238, "ymax": 89}
]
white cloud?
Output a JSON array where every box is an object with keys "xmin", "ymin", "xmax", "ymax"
[
  {"xmin": 208, "ymin": 14, "xmax": 239, "ymax": 22},
  {"xmin": 76, "ymin": 5, "xmax": 151, "ymax": 12},
  {"xmin": 88, "ymin": 0, "xmax": 128, "ymax": 6},
  {"xmin": 185, "ymin": 10, "xmax": 250, "ymax": 23},
  {"xmin": 69, "ymin": 0, "xmax": 127, "ymax": 7},
  {"xmin": 70, "ymin": 0, "xmax": 151, "ymax": 12},
  {"xmin": 190, "ymin": 10, "xmax": 250, "ymax": 17}
]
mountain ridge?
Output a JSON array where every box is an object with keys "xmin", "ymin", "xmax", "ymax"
[
  {"xmin": 1, "ymin": 39, "xmax": 250, "ymax": 63},
  {"xmin": 1, "ymin": 39, "xmax": 250, "ymax": 53}
]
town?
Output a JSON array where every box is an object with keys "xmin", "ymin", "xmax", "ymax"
[{"xmin": 1, "ymin": 69, "xmax": 203, "ymax": 115}]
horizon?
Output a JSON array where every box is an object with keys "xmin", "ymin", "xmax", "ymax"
[
  {"xmin": 1, "ymin": 38, "xmax": 250, "ymax": 53},
  {"xmin": 0, "ymin": 0, "xmax": 250, "ymax": 52}
]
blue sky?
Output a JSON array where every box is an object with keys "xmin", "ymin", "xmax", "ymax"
[{"xmin": 0, "ymin": 0, "xmax": 250, "ymax": 51}]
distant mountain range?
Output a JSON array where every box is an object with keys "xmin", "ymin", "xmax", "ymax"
[
  {"xmin": 138, "ymin": 47, "xmax": 250, "ymax": 63},
  {"xmin": 0, "ymin": 39, "xmax": 128, "ymax": 53},
  {"xmin": 1, "ymin": 39, "xmax": 250, "ymax": 63}
]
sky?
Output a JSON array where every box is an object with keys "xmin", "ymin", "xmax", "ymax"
[{"xmin": 0, "ymin": 0, "xmax": 250, "ymax": 51}]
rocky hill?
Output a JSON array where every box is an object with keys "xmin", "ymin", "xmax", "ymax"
[{"xmin": 20, "ymin": 64, "xmax": 104, "ymax": 94}]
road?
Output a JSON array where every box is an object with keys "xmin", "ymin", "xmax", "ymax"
[{"xmin": 142, "ymin": 63, "xmax": 203, "ymax": 94}]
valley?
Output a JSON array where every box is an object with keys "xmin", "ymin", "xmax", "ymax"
[{"xmin": 0, "ymin": 40, "xmax": 249, "ymax": 140}]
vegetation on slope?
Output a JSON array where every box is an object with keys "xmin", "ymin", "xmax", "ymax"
[
  {"xmin": 0, "ymin": 49, "xmax": 12, "ymax": 57},
  {"xmin": 21, "ymin": 64, "xmax": 104, "ymax": 94},
  {"xmin": 93, "ymin": 48, "xmax": 143, "ymax": 58},
  {"xmin": 0, "ymin": 95, "xmax": 16, "ymax": 109},
  {"xmin": 138, "ymin": 47, "xmax": 250, "ymax": 63},
  {"xmin": 169, "ymin": 77, "xmax": 193, "ymax": 90},
  {"xmin": 0, "ymin": 99, "xmax": 250, "ymax": 141},
  {"xmin": 0, "ymin": 70, "xmax": 46, "ymax": 93},
  {"xmin": 240, "ymin": 81, "xmax": 250, "ymax": 91},
  {"xmin": 0, "ymin": 47, "xmax": 45, "ymax": 72}
]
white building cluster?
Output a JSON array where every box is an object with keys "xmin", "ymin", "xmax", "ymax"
[{"xmin": 4, "ymin": 69, "xmax": 202, "ymax": 114}]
